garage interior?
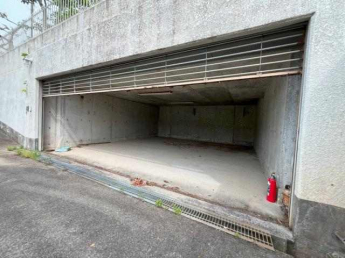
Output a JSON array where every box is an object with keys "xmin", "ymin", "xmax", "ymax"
[
  {"xmin": 42, "ymin": 25, "xmax": 304, "ymax": 221},
  {"xmin": 43, "ymin": 75, "xmax": 301, "ymax": 220}
]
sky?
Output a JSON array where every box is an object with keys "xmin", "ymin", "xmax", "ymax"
[
  {"xmin": 0, "ymin": 0, "xmax": 31, "ymax": 23},
  {"xmin": 0, "ymin": 0, "xmax": 31, "ymax": 36}
]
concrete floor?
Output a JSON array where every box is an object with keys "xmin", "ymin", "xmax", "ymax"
[
  {"xmin": 54, "ymin": 137, "xmax": 284, "ymax": 220},
  {"xmin": 0, "ymin": 131, "xmax": 291, "ymax": 258}
]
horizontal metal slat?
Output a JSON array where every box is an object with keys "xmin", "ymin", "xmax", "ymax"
[{"xmin": 42, "ymin": 26, "xmax": 305, "ymax": 97}]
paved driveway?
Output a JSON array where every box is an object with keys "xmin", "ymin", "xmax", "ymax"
[{"xmin": 0, "ymin": 132, "xmax": 289, "ymax": 258}]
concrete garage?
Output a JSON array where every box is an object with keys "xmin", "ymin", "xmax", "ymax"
[
  {"xmin": 43, "ymin": 74, "xmax": 301, "ymax": 221},
  {"xmin": 1, "ymin": 0, "xmax": 344, "ymax": 255},
  {"xmin": 41, "ymin": 25, "xmax": 304, "ymax": 221}
]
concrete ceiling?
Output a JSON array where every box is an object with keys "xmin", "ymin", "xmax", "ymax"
[{"xmin": 105, "ymin": 77, "xmax": 276, "ymax": 106}]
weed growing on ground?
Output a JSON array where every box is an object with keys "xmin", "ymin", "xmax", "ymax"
[
  {"xmin": 16, "ymin": 148, "xmax": 40, "ymax": 161},
  {"xmin": 7, "ymin": 146, "xmax": 17, "ymax": 151},
  {"xmin": 155, "ymin": 199, "xmax": 163, "ymax": 208},
  {"xmin": 173, "ymin": 205, "xmax": 182, "ymax": 215},
  {"xmin": 234, "ymin": 232, "xmax": 240, "ymax": 238}
]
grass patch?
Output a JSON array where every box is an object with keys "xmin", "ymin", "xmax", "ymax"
[
  {"xmin": 173, "ymin": 205, "xmax": 182, "ymax": 215},
  {"xmin": 7, "ymin": 146, "xmax": 23, "ymax": 151},
  {"xmin": 155, "ymin": 199, "xmax": 163, "ymax": 208},
  {"xmin": 7, "ymin": 146, "xmax": 17, "ymax": 151},
  {"xmin": 16, "ymin": 148, "xmax": 40, "ymax": 161}
]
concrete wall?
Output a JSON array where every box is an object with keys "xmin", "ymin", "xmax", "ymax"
[
  {"xmin": 111, "ymin": 97, "xmax": 158, "ymax": 142},
  {"xmin": 158, "ymin": 105, "xmax": 256, "ymax": 145},
  {"xmin": 0, "ymin": 59, "xmax": 39, "ymax": 149},
  {"xmin": 44, "ymin": 94, "xmax": 158, "ymax": 149},
  {"xmin": 255, "ymin": 75, "xmax": 301, "ymax": 188},
  {"xmin": 0, "ymin": 0, "xmax": 345, "ymax": 256}
]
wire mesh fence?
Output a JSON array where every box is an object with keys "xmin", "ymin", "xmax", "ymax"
[{"xmin": 0, "ymin": 0, "xmax": 102, "ymax": 55}]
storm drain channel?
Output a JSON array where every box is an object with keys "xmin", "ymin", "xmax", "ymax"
[{"xmin": 41, "ymin": 154, "xmax": 275, "ymax": 251}]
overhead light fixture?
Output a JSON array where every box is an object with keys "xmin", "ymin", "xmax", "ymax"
[
  {"xmin": 138, "ymin": 91, "xmax": 173, "ymax": 96},
  {"xmin": 169, "ymin": 102, "xmax": 195, "ymax": 105}
]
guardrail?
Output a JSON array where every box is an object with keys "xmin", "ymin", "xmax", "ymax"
[{"xmin": 0, "ymin": 0, "xmax": 102, "ymax": 55}]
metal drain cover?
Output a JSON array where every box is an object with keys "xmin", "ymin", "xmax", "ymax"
[
  {"xmin": 41, "ymin": 154, "xmax": 275, "ymax": 251},
  {"xmin": 159, "ymin": 199, "xmax": 274, "ymax": 250}
]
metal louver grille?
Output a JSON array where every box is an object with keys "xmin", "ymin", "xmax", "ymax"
[{"xmin": 42, "ymin": 25, "xmax": 305, "ymax": 97}]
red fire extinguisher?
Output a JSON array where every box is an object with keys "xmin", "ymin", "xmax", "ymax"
[{"xmin": 267, "ymin": 173, "xmax": 277, "ymax": 203}]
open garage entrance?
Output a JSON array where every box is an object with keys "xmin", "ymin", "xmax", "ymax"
[
  {"xmin": 41, "ymin": 24, "xmax": 304, "ymax": 222},
  {"xmin": 42, "ymin": 75, "xmax": 301, "ymax": 221}
]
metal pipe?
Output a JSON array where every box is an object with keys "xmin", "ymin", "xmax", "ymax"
[
  {"xmin": 42, "ymin": 69, "xmax": 302, "ymax": 97},
  {"xmin": 45, "ymin": 57, "xmax": 302, "ymax": 90},
  {"xmin": 44, "ymin": 46, "xmax": 303, "ymax": 85}
]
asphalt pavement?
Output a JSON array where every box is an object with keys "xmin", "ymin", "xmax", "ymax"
[{"xmin": 0, "ymin": 131, "xmax": 290, "ymax": 258}]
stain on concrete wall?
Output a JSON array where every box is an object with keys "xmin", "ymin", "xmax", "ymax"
[
  {"xmin": 158, "ymin": 105, "xmax": 256, "ymax": 145},
  {"xmin": 255, "ymin": 75, "xmax": 301, "ymax": 188},
  {"xmin": 234, "ymin": 106, "xmax": 257, "ymax": 145},
  {"xmin": 43, "ymin": 96, "xmax": 57, "ymax": 150},
  {"xmin": 291, "ymin": 195, "xmax": 345, "ymax": 258},
  {"xmin": 43, "ymin": 94, "xmax": 158, "ymax": 149},
  {"xmin": 111, "ymin": 97, "xmax": 158, "ymax": 142}
]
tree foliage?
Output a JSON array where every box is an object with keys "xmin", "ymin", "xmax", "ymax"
[{"xmin": 21, "ymin": 0, "xmax": 47, "ymax": 9}]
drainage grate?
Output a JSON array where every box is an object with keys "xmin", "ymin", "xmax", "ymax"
[
  {"xmin": 158, "ymin": 200, "xmax": 274, "ymax": 250},
  {"xmin": 41, "ymin": 154, "xmax": 275, "ymax": 251}
]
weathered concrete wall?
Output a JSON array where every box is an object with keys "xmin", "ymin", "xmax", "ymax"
[
  {"xmin": 0, "ymin": 0, "xmax": 345, "ymax": 256},
  {"xmin": 290, "ymin": 195, "xmax": 345, "ymax": 258},
  {"xmin": 44, "ymin": 94, "xmax": 112, "ymax": 149},
  {"xmin": 0, "ymin": 0, "xmax": 317, "ymax": 148},
  {"xmin": 255, "ymin": 75, "xmax": 301, "ymax": 188},
  {"xmin": 111, "ymin": 97, "xmax": 158, "ymax": 142},
  {"xmin": 43, "ymin": 94, "xmax": 158, "ymax": 149},
  {"xmin": 0, "ymin": 55, "xmax": 39, "ymax": 149},
  {"xmin": 158, "ymin": 105, "xmax": 256, "ymax": 145}
]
